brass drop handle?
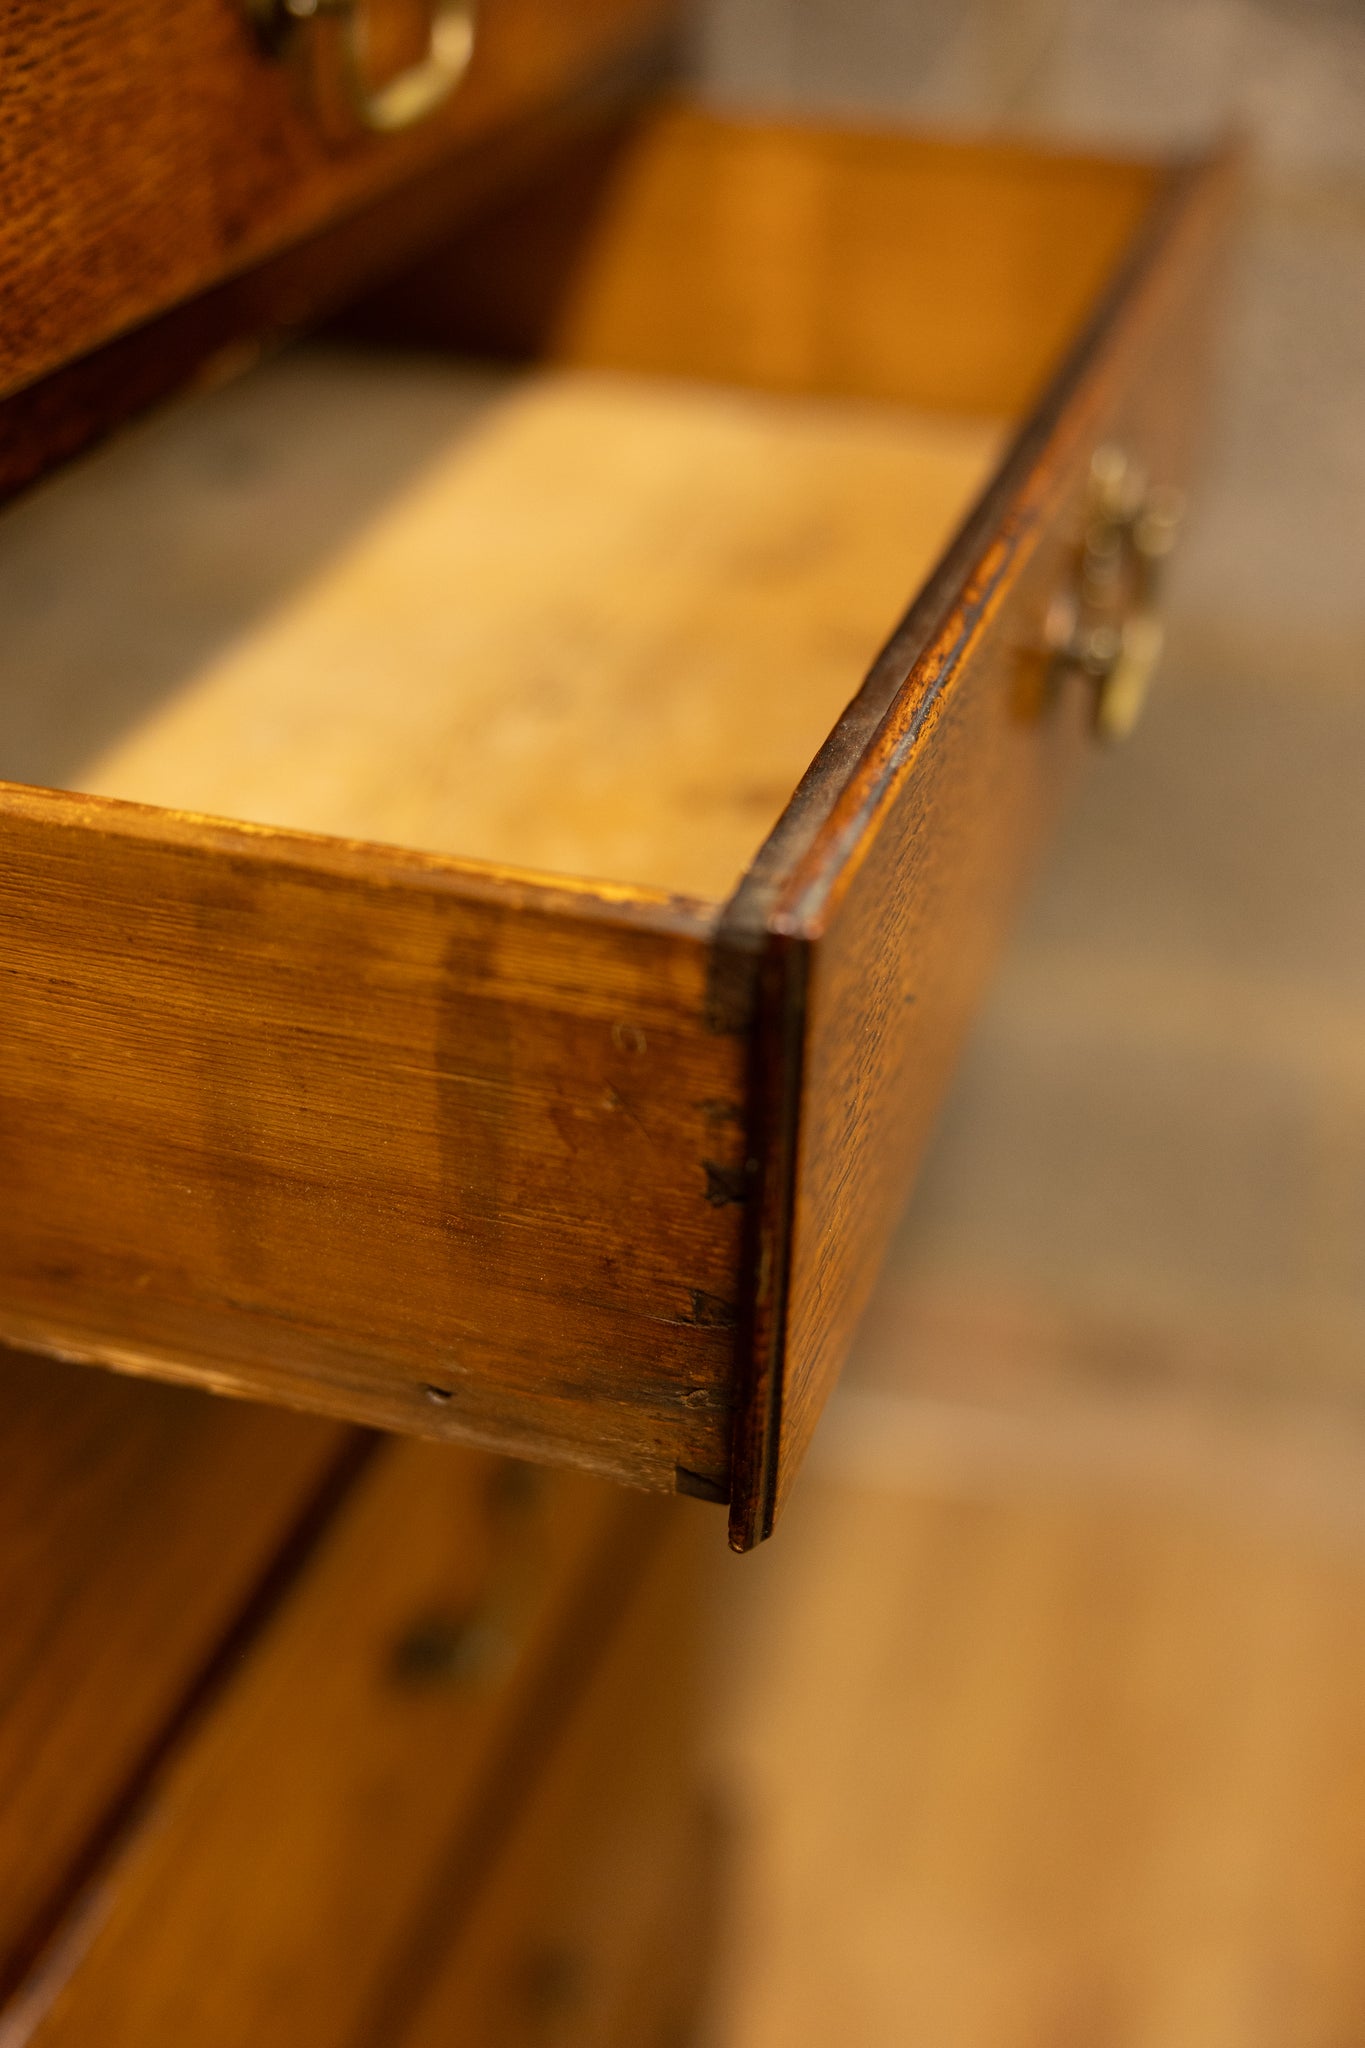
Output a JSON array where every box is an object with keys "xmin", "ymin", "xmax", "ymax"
[
  {"xmin": 247, "ymin": 0, "xmax": 477, "ymax": 135},
  {"xmin": 1047, "ymin": 446, "xmax": 1184, "ymax": 742}
]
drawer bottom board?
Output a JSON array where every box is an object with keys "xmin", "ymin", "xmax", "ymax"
[{"xmin": 1, "ymin": 347, "xmax": 1001, "ymax": 905}]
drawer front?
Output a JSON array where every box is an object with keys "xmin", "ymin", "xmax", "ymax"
[
  {"xmin": 0, "ymin": 0, "xmax": 674, "ymax": 410},
  {"xmin": 25, "ymin": 1445, "xmax": 636, "ymax": 2048},
  {"xmin": 389, "ymin": 1501, "xmax": 716, "ymax": 2048},
  {"xmin": 727, "ymin": 147, "xmax": 1242, "ymax": 1544}
]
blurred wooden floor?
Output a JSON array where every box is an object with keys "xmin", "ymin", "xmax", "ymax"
[
  {"xmin": 705, "ymin": 1403, "xmax": 1365, "ymax": 2048},
  {"xmin": 690, "ymin": 6, "xmax": 1365, "ymax": 2041}
]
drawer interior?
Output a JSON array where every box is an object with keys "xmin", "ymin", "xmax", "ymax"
[{"xmin": 0, "ymin": 109, "xmax": 1158, "ymax": 908}]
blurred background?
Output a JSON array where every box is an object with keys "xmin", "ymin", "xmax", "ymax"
[{"xmin": 692, "ymin": 3, "xmax": 1365, "ymax": 2043}]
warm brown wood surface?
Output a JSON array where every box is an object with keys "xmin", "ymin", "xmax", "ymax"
[
  {"xmin": 0, "ymin": 0, "xmax": 675, "ymax": 411},
  {"xmin": 346, "ymin": 107, "xmax": 1159, "ymax": 418},
  {"xmin": 387, "ymin": 1498, "xmax": 715, "ymax": 2048},
  {"xmin": 3, "ymin": 351, "xmax": 996, "ymax": 902},
  {"xmin": 0, "ymin": 1345, "xmax": 350, "ymax": 2012},
  {"xmin": 0, "ymin": 791, "xmax": 744, "ymax": 1495},
  {"xmin": 0, "ymin": 108, "xmax": 1233, "ymax": 1531},
  {"xmin": 24, "ymin": 1446, "xmax": 630, "ymax": 2048},
  {"xmin": 726, "ymin": 145, "xmax": 1244, "ymax": 1545},
  {"xmin": 0, "ymin": 46, "xmax": 672, "ymax": 508}
]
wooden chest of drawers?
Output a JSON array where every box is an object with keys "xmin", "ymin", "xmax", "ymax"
[{"xmin": 0, "ymin": 10, "xmax": 1234, "ymax": 2038}]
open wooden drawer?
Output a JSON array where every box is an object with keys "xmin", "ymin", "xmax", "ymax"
[{"xmin": 0, "ymin": 106, "xmax": 1236, "ymax": 1547}]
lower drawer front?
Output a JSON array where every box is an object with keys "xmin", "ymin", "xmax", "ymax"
[
  {"xmin": 27, "ymin": 1445, "xmax": 635, "ymax": 2048},
  {"xmin": 391, "ymin": 1501, "xmax": 716, "ymax": 2048},
  {"xmin": 0, "ymin": 1346, "xmax": 349, "ymax": 2009}
]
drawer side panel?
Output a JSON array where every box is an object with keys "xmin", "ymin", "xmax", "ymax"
[{"xmin": 0, "ymin": 797, "xmax": 742, "ymax": 1492}]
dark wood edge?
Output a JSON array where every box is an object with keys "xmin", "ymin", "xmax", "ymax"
[
  {"xmin": 719, "ymin": 139, "xmax": 1247, "ymax": 1549},
  {"xmin": 0, "ymin": 27, "xmax": 681, "ymax": 508},
  {"xmin": 724, "ymin": 932, "xmax": 807, "ymax": 1551}
]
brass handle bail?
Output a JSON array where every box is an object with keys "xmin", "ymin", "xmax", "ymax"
[
  {"xmin": 1048, "ymin": 445, "xmax": 1184, "ymax": 742},
  {"xmin": 248, "ymin": 0, "xmax": 477, "ymax": 135}
]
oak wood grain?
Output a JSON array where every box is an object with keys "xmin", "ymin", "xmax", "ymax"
[
  {"xmin": 0, "ymin": 0, "xmax": 676, "ymax": 411},
  {"xmin": 0, "ymin": 38, "xmax": 674, "ymax": 508},
  {"xmin": 21, "ymin": 1446, "xmax": 633, "ymax": 2048},
  {"xmin": 0, "ymin": 1344, "xmax": 350, "ymax": 2010},
  {"xmin": 725, "ymin": 145, "xmax": 1245, "ymax": 1546}
]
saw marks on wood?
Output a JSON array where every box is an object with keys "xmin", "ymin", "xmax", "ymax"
[{"xmin": 0, "ymin": 346, "xmax": 1001, "ymax": 901}]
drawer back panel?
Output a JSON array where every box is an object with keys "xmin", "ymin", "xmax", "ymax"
[{"xmin": 341, "ymin": 107, "xmax": 1161, "ymax": 417}]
